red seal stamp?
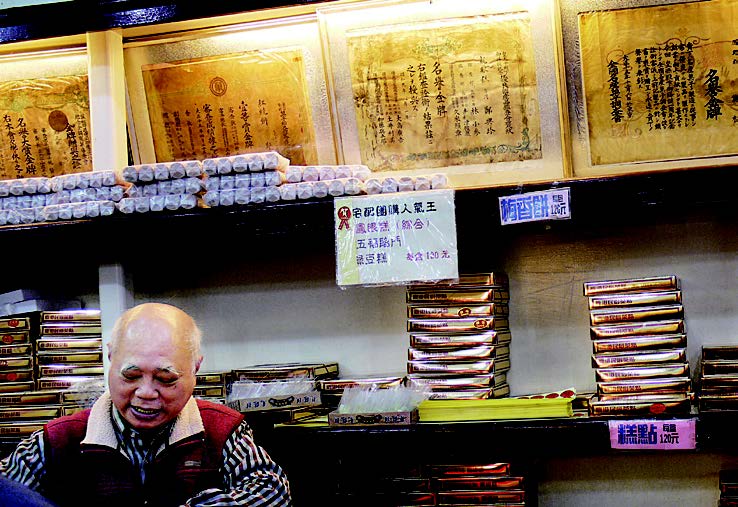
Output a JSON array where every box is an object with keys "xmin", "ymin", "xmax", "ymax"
[{"xmin": 337, "ymin": 206, "xmax": 351, "ymax": 230}]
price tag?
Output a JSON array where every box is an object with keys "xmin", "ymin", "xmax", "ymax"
[
  {"xmin": 335, "ymin": 189, "xmax": 458, "ymax": 286},
  {"xmin": 499, "ymin": 187, "xmax": 570, "ymax": 225},
  {"xmin": 608, "ymin": 418, "xmax": 696, "ymax": 450}
]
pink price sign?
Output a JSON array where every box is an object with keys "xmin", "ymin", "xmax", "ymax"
[{"xmin": 608, "ymin": 418, "xmax": 696, "ymax": 450}]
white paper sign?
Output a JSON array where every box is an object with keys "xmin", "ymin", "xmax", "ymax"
[{"xmin": 335, "ymin": 189, "xmax": 458, "ymax": 286}]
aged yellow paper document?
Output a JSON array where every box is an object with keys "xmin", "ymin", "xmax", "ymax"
[
  {"xmin": 0, "ymin": 75, "xmax": 91, "ymax": 179},
  {"xmin": 345, "ymin": 12, "xmax": 542, "ymax": 172},
  {"xmin": 142, "ymin": 48, "xmax": 318, "ymax": 165},
  {"xmin": 580, "ymin": 0, "xmax": 738, "ymax": 165}
]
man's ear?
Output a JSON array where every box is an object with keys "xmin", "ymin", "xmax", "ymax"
[
  {"xmin": 107, "ymin": 342, "xmax": 112, "ymax": 362},
  {"xmin": 194, "ymin": 356, "xmax": 203, "ymax": 374}
]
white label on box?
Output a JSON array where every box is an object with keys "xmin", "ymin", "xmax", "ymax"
[{"xmin": 499, "ymin": 187, "xmax": 570, "ymax": 225}]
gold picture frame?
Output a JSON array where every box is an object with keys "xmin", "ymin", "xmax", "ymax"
[
  {"xmin": 561, "ymin": 0, "xmax": 738, "ymax": 177},
  {"xmin": 318, "ymin": 0, "xmax": 569, "ymax": 189},
  {"xmin": 124, "ymin": 14, "xmax": 336, "ymax": 166}
]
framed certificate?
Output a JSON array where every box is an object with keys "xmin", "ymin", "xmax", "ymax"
[
  {"xmin": 318, "ymin": 0, "xmax": 568, "ymax": 189},
  {"xmin": 561, "ymin": 0, "xmax": 738, "ymax": 177},
  {"xmin": 0, "ymin": 41, "xmax": 91, "ymax": 179},
  {"xmin": 124, "ymin": 14, "xmax": 336, "ymax": 166}
]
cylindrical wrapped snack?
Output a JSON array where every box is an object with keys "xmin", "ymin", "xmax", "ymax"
[
  {"xmin": 327, "ymin": 179, "xmax": 344, "ymax": 197},
  {"xmin": 134, "ymin": 196, "xmax": 150, "ymax": 213},
  {"xmin": 202, "ymin": 158, "xmax": 218, "ymax": 176},
  {"xmin": 318, "ymin": 166, "xmax": 336, "ymax": 181},
  {"xmin": 169, "ymin": 162, "xmax": 186, "ymax": 179},
  {"xmin": 184, "ymin": 161, "xmax": 203, "ymax": 177},
  {"xmin": 247, "ymin": 154, "xmax": 264, "ymax": 172},
  {"xmin": 235, "ymin": 188, "xmax": 250, "ymax": 205},
  {"xmin": 154, "ymin": 164, "xmax": 170, "ymax": 181},
  {"xmin": 250, "ymin": 186, "xmax": 266, "ymax": 203},
  {"xmin": 312, "ymin": 181, "xmax": 329, "ymax": 198},
  {"xmin": 297, "ymin": 182, "xmax": 313, "ymax": 200},
  {"xmin": 16, "ymin": 196, "xmax": 32, "ymax": 209},
  {"xmin": 302, "ymin": 166, "xmax": 319, "ymax": 182},
  {"xmin": 6, "ymin": 209, "xmax": 20, "ymax": 225},
  {"xmin": 169, "ymin": 178, "xmax": 186, "ymax": 195},
  {"xmin": 9, "ymin": 180, "xmax": 24, "ymax": 196},
  {"xmin": 217, "ymin": 157, "xmax": 232, "ymax": 175},
  {"xmin": 204, "ymin": 176, "xmax": 220, "ymax": 192},
  {"xmin": 184, "ymin": 177, "xmax": 203, "ymax": 194},
  {"xmin": 234, "ymin": 173, "xmax": 250, "ymax": 189},
  {"xmin": 116, "ymin": 198, "xmax": 135, "ymax": 214},
  {"xmin": 64, "ymin": 174, "xmax": 80, "ymax": 190},
  {"xmin": 250, "ymin": 172, "xmax": 265, "ymax": 188},
  {"xmin": 71, "ymin": 202, "xmax": 86, "ymax": 219},
  {"xmin": 352, "ymin": 165, "xmax": 372, "ymax": 181},
  {"xmin": 156, "ymin": 180, "xmax": 172, "ymax": 195},
  {"xmin": 219, "ymin": 189, "xmax": 235, "ymax": 206},
  {"xmin": 86, "ymin": 201, "xmax": 100, "ymax": 218},
  {"xmin": 33, "ymin": 207, "xmax": 45, "ymax": 223},
  {"xmin": 77, "ymin": 173, "xmax": 91, "ymax": 189},
  {"xmin": 137, "ymin": 165, "xmax": 154, "ymax": 182},
  {"xmin": 365, "ymin": 178, "xmax": 382, "ymax": 195},
  {"xmin": 220, "ymin": 175, "xmax": 235, "ymax": 191},
  {"xmin": 344, "ymin": 177, "xmax": 362, "ymax": 196},
  {"xmin": 398, "ymin": 176, "xmax": 414, "ymax": 192},
  {"xmin": 0, "ymin": 209, "xmax": 7, "ymax": 225},
  {"xmin": 279, "ymin": 183, "xmax": 297, "ymax": 201},
  {"xmin": 83, "ymin": 188, "xmax": 97, "ymax": 201},
  {"xmin": 203, "ymin": 191, "xmax": 219, "ymax": 207},
  {"xmin": 19, "ymin": 208, "xmax": 35, "ymax": 224},
  {"xmin": 55, "ymin": 191, "xmax": 70, "ymax": 205},
  {"xmin": 101, "ymin": 170, "xmax": 118, "ymax": 186},
  {"xmin": 22, "ymin": 178, "xmax": 38, "ymax": 195},
  {"xmin": 69, "ymin": 189, "xmax": 84, "ymax": 203},
  {"xmin": 0, "ymin": 181, "xmax": 10, "ymax": 196},
  {"xmin": 264, "ymin": 171, "xmax": 284, "ymax": 187},
  {"xmin": 232, "ymin": 155, "xmax": 249, "ymax": 173},
  {"xmin": 88, "ymin": 172, "xmax": 102, "ymax": 188},
  {"xmin": 335, "ymin": 165, "xmax": 352, "ymax": 179},
  {"xmin": 43, "ymin": 205, "xmax": 59, "ymax": 221},
  {"xmin": 164, "ymin": 194, "xmax": 180, "ymax": 211},
  {"xmin": 100, "ymin": 200, "xmax": 115, "ymax": 216},
  {"xmin": 284, "ymin": 166, "xmax": 302, "ymax": 183},
  {"xmin": 36, "ymin": 177, "xmax": 52, "ymax": 193},
  {"xmin": 262, "ymin": 151, "xmax": 289, "ymax": 171},
  {"xmin": 414, "ymin": 176, "xmax": 431, "ymax": 191},
  {"xmin": 31, "ymin": 195, "xmax": 46, "ymax": 208},
  {"xmin": 381, "ymin": 177, "xmax": 399, "ymax": 193},
  {"xmin": 122, "ymin": 166, "xmax": 138, "ymax": 183},
  {"xmin": 265, "ymin": 186, "xmax": 281, "ymax": 202},
  {"xmin": 149, "ymin": 195, "xmax": 165, "ymax": 212},
  {"xmin": 180, "ymin": 194, "xmax": 197, "ymax": 209},
  {"xmin": 142, "ymin": 184, "xmax": 158, "ymax": 197},
  {"xmin": 431, "ymin": 173, "xmax": 449, "ymax": 189},
  {"xmin": 109, "ymin": 186, "xmax": 124, "ymax": 202}
]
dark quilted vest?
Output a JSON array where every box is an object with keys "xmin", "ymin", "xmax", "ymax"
[{"xmin": 42, "ymin": 400, "xmax": 244, "ymax": 507}]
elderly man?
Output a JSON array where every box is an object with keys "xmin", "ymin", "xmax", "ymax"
[{"xmin": 0, "ymin": 302, "xmax": 291, "ymax": 507}]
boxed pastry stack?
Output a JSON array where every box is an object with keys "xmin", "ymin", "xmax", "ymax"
[
  {"xmin": 0, "ymin": 316, "xmax": 36, "ymax": 395},
  {"xmin": 585, "ymin": 275, "xmax": 691, "ymax": 416},
  {"xmin": 0, "ymin": 171, "xmax": 125, "ymax": 225},
  {"xmin": 118, "ymin": 160, "xmax": 203, "ymax": 214},
  {"xmin": 201, "ymin": 151, "xmax": 288, "ymax": 206},
  {"xmin": 404, "ymin": 273, "xmax": 511, "ymax": 400},
  {"xmin": 35, "ymin": 310, "xmax": 104, "ymax": 392},
  {"xmin": 194, "ymin": 370, "xmax": 229, "ymax": 405},
  {"xmin": 698, "ymin": 346, "xmax": 738, "ymax": 412}
]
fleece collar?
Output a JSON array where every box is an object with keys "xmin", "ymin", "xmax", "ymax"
[{"xmin": 80, "ymin": 392, "xmax": 204, "ymax": 449}]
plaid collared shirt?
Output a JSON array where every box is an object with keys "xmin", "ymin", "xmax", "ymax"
[
  {"xmin": 0, "ymin": 401, "xmax": 291, "ymax": 506},
  {"xmin": 110, "ymin": 407, "xmax": 174, "ymax": 484}
]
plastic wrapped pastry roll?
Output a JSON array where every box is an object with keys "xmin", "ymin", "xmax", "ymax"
[
  {"xmin": 164, "ymin": 194, "xmax": 180, "ymax": 211},
  {"xmin": 33, "ymin": 207, "xmax": 45, "ymax": 223},
  {"xmin": 220, "ymin": 175, "xmax": 235, "ymax": 191},
  {"xmin": 9, "ymin": 179, "xmax": 24, "ymax": 196},
  {"xmin": 247, "ymin": 154, "xmax": 263, "ymax": 172},
  {"xmin": 21, "ymin": 178, "xmax": 37, "ymax": 194},
  {"xmin": 38, "ymin": 177, "xmax": 52, "ymax": 193},
  {"xmin": 335, "ymin": 165, "xmax": 352, "ymax": 179},
  {"xmin": 284, "ymin": 166, "xmax": 302, "ymax": 183},
  {"xmin": 134, "ymin": 197, "xmax": 150, "ymax": 213},
  {"xmin": 121, "ymin": 166, "xmax": 138, "ymax": 183},
  {"xmin": 219, "ymin": 189, "xmax": 235, "ymax": 206},
  {"xmin": 69, "ymin": 189, "xmax": 84, "ymax": 203},
  {"xmin": 296, "ymin": 182, "xmax": 313, "ymax": 200},
  {"xmin": 217, "ymin": 157, "xmax": 232, "ymax": 175},
  {"xmin": 169, "ymin": 178, "xmax": 186, "ymax": 195},
  {"xmin": 18, "ymin": 208, "xmax": 34, "ymax": 224},
  {"xmin": 202, "ymin": 158, "xmax": 218, "ymax": 176},
  {"xmin": 327, "ymin": 179, "xmax": 344, "ymax": 197},
  {"xmin": 352, "ymin": 165, "xmax": 372, "ymax": 181},
  {"xmin": 101, "ymin": 170, "xmax": 118, "ymax": 186},
  {"xmin": 264, "ymin": 171, "xmax": 284, "ymax": 187},
  {"xmin": 138, "ymin": 165, "xmax": 155, "ymax": 183},
  {"xmin": 16, "ymin": 196, "xmax": 31, "ymax": 210},
  {"xmin": 204, "ymin": 176, "xmax": 220, "ymax": 192},
  {"xmin": 0, "ymin": 181, "xmax": 9, "ymax": 197},
  {"xmin": 110, "ymin": 186, "xmax": 124, "ymax": 202},
  {"xmin": 180, "ymin": 194, "xmax": 197, "ymax": 210},
  {"xmin": 279, "ymin": 183, "xmax": 297, "ymax": 201},
  {"xmin": 313, "ymin": 181, "xmax": 329, "ymax": 199},
  {"xmin": 232, "ymin": 155, "xmax": 249, "ymax": 173},
  {"xmin": 83, "ymin": 188, "xmax": 97, "ymax": 202},
  {"xmin": 184, "ymin": 161, "xmax": 203, "ymax": 177},
  {"xmin": 71, "ymin": 202, "xmax": 86, "ymax": 219},
  {"xmin": 414, "ymin": 176, "xmax": 431, "ymax": 191},
  {"xmin": 168, "ymin": 161, "xmax": 186, "ymax": 179},
  {"xmin": 31, "ymin": 195, "xmax": 46, "ymax": 208},
  {"xmin": 116, "ymin": 198, "xmax": 135, "ymax": 214},
  {"xmin": 344, "ymin": 177, "xmax": 363, "ymax": 196},
  {"xmin": 63, "ymin": 174, "xmax": 80, "ymax": 190},
  {"xmin": 365, "ymin": 178, "xmax": 382, "ymax": 195},
  {"xmin": 0, "ymin": 210, "xmax": 7, "ymax": 224},
  {"xmin": 398, "ymin": 176, "xmax": 414, "ymax": 192},
  {"xmin": 235, "ymin": 188, "xmax": 250, "ymax": 205},
  {"xmin": 0, "ymin": 196, "xmax": 14, "ymax": 209},
  {"xmin": 43, "ymin": 205, "xmax": 59, "ymax": 221},
  {"xmin": 302, "ymin": 166, "xmax": 319, "ymax": 182},
  {"xmin": 319, "ymin": 166, "xmax": 336, "ymax": 181},
  {"xmin": 234, "ymin": 174, "xmax": 250, "ymax": 189},
  {"xmin": 100, "ymin": 200, "xmax": 115, "ymax": 216},
  {"xmin": 382, "ymin": 177, "xmax": 399, "ymax": 193},
  {"xmin": 157, "ymin": 180, "xmax": 172, "ymax": 195},
  {"xmin": 263, "ymin": 186, "xmax": 280, "ymax": 202},
  {"xmin": 250, "ymin": 172, "xmax": 265, "ymax": 188},
  {"xmin": 149, "ymin": 195, "xmax": 165, "ymax": 212},
  {"xmin": 77, "ymin": 173, "xmax": 91, "ymax": 189},
  {"xmin": 86, "ymin": 201, "xmax": 100, "ymax": 218},
  {"xmin": 153, "ymin": 163, "xmax": 168, "ymax": 181},
  {"xmin": 261, "ymin": 151, "xmax": 289, "ymax": 171},
  {"xmin": 6, "ymin": 209, "xmax": 20, "ymax": 225},
  {"xmin": 185, "ymin": 177, "xmax": 203, "ymax": 194},
  {"xmin": 142, "ymin": 184, "xmax": 158, "ymax": 198},
  {"xmin": 203, "ymin": 191, "xmax": 219, "ymax": 207},
  {"xmin": 250, "ymin": 186, "xmax": 266, "ymax": 203},
  {"xmin": 431, "ymin": 173, "xmax": 449, "ymax": 189},
  {"xmin": 88, "ymin": 172, "xmax": 102, "ymax": 188}
]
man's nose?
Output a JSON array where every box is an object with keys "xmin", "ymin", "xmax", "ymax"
[{"xmin": 135, "ymin": 380, "xmax": 159, "ymax": 399}]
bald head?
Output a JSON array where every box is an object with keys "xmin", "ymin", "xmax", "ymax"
[{"xmin": 108, "ymin": 303, "xmax": 202, "ymax": 368}]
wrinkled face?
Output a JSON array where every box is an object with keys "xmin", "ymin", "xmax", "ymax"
[{"xmin": 108, "ymin": 315, "xmax": 200, "ymax": 431}]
